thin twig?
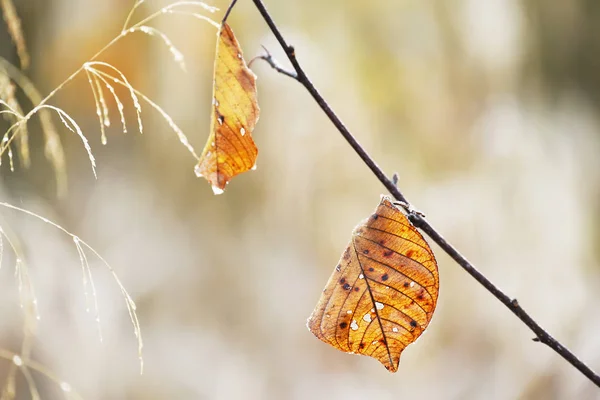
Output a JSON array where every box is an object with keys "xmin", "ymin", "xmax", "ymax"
[
  {"xmin": 222, "ymin": 0, "xmax": 238, "ymax": 23},
  {"xmin": 250, "ymin": 0, "xmax": 600, "ymax": 387},
  {"xmin": 249, "ymin": 46, "xmax": 298, "ymax": 80}
]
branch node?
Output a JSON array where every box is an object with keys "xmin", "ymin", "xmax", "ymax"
[
  {"xmin": 250, "ymin": 45, "xmax": 299, "ymax": 81},
  {"xmin": 251, "ymin": 0, "xmax": 600, "ymax": 386},
  {"xmin": 532, "ymin": 337, "xmax": 541, "ymax": 342}
]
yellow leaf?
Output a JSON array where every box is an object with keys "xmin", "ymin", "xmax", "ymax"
[
  {"xmin": 195, "ymin": 22, "xmax": 259, "ymax": 195},
  {"xmin": 307, "ymin": 196, "xmax": 440, "ymax": 372}
]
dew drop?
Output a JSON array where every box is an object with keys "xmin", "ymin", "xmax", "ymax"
[
  {"xmin": 237, "ymin": 53, "xmax": 242, "ymax": 59},
  {"xmin": 363, "ymin": 314, "xmax": 372, "ymax": 323},
  {"xmin": 213, "ymin": 98, "xmax": 219, "ymax": 107},
  {"xmin": 410, "ymin": 281, "xmax": 415, "ymax": 288},
  {"xmin": 358, "ymin": 274, "xmax": 364, "ymax": 279},
  {"xmin": 350, "ymin": 320, "xmax": 359, "ymax": 331},
  {"xmin": 211, "ymin": 185, "xmax": 224, "ymax": 195},
  {"xmin": 346, "ymin": 310, "xmax": 352, "ymax": 314},
  {"xmin": 251, "ymin": 164, "xmax": 257, "ymax": 171},
  {"xmin": 335, "ymin": 265, "xmax": 341, "ymax": 272},
  {"xmin": 101, "ymin": 134, "xmax": 107, "ymax": 145},
  {"xmin": 12, "ymin": 355, "xmax": 22, "ymax": 366},
  {"xmin": 60, "ymin": 382, "xmax": 72, "ymax": 392},
  {"xmin": 375, "ymin": 302, "xmax": 384, "ymax": 310},
  {"xmin": 240, "ymin": 127, "xmax": 246, "ymax": 136},
  {"xmin": 217, "ymin": 116, "xmax": 224, "ymax": 125},
  {"xmin": 392, "ymin": 327, "xmax": 399, "ymax": 333}
]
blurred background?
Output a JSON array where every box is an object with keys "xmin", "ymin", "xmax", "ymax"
[{"xmin": 0, "ymin": 0, "xmax": 599, "ymax": 398}]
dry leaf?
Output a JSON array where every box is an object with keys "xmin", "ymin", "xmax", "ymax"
[
  {"xmin": 307, "ymin": 196, "xmax": 439, "ymax": 372},
  {"xmin": 195, "ymin": 22, "xmax": 259, "ymax": 195}
]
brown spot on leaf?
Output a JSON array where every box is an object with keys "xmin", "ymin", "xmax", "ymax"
[
  {"xmin": 383, "ymin": 250, "xmax": 394, "ymax": 257},
  {"xmin": 343, "ymin": 249, "xmax": 351, "ymax": 261},
  {"xmin": 381, "ymin": 273, "xmax": 389, "ymax": 281},
  {"xmin": 339, "ymin": 322, "xmax": 348, "ymax": 329}
]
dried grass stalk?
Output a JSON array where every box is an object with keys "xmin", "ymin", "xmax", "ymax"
[{"xmin": 0, "ymin": 0, "xmax": 29, "ymax": 69}]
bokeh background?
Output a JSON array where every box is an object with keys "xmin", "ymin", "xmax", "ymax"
[{"xmin": 1, "ymin": 0, "xmax": 599, "ymax": 399}]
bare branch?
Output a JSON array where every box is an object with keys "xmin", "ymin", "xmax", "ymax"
[
  {"xmin": 222, "ymin": 0, "xmax": 238, "ymax": 23},
  {"xmin": 251, "ymin": 0, "xmax": 600, "ymax": 387}
]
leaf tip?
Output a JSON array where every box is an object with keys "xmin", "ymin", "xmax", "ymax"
[
  {"xmin": 194, "ymin": 164, "xmax": 203, "ymax": 178},
  {"xmin": 211, "ymin": 185, "xmax": 224, "ymax": 195}
]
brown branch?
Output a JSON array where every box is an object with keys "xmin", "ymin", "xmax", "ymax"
[
  {"xmin": 249, "ymin": 46, "xmax": 298, "ymax": 81},
  {"xmin": 222, "ymin": 0, "xmax": 238, "ymax": 23},
  {"xmin": 250, "ymin": 0, "xmax": 600, "ymax": 388}
]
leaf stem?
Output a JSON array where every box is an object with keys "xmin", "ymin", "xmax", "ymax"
[
  {"xmin": 250, "ymin": 0, "xmax": 600, "ymax": 387},
  {"xmin": 222, "ymin": 0, "xmax": 238, "ymax": 23}
]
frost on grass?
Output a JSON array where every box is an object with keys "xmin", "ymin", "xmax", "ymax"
[
  {"xmin": 0, "ymin": 0, "xmax": 220, "ymax": 191},
  {"xmin": 90, "ymin": 68, "xmax": 199, "ymax": 160},
  {"xmin": 36, "ymin": 105, "xmax": 97, "ymax": 178},
  {"xmin": 85, "ymin": 69, "xmax": 109, "ymax": 145},
  {"xmin": 85, "ymin": 62, "xmax": 143, "ymax": 136},
  {"xmin": 0, "ymin": 57, "xmax": 68, "ymax": 197},
  {"xmin": 87, "ymin": 69, "xmax": 128, "ymax": 140},
  {"xmin": 123, "ymin": 1, "xmax": 220, "ymax": 32},
  {"xmin": 130, "ymin": 25, "xmax": 186, "ymax": 71},
  {"xmin": 0, "ymin": 202, "xmax": 144, "ymax": 371}
]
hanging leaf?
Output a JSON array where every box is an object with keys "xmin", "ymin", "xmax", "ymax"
[
  {"xmin": 307, "ymin": 196, "xmax": 439, "ymax": 372},
  {"xmin": 195, "ymin": 22, "xmax": 259, "ymax": 195}
]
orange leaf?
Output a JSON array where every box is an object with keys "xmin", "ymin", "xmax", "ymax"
[
  {"xmin": 195, "ymin": 22, "xmax": 260, "ymax": 195},
  {"xmin": 307, "ymin": 196, "xmax": 439, "ymax": 372}
]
